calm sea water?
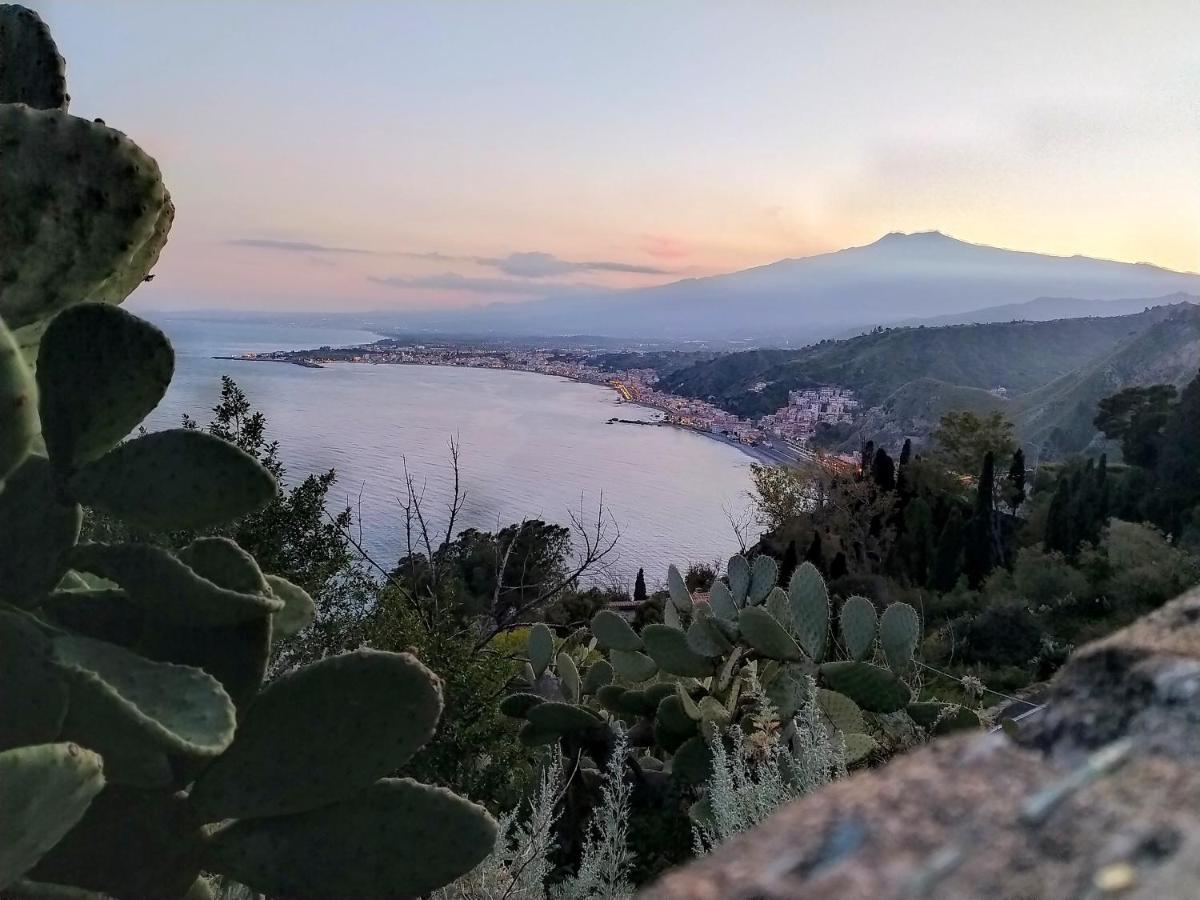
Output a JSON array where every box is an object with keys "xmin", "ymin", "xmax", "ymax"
[{"xmin": 139, "ymin": 314, "xmax": 755, "ymax": 585}]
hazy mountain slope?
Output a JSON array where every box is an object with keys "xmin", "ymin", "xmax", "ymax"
[
  {"xmin": 845, "ymin": 378, "xmax": 1009, "ymax": 451},
  {"xmin": 1015, "ymin": 304, "xmax": 1200, "ymax": 457},
  {"xmin": 887, "ymin": 291, "xmax": 1199, "ymax": 330},
  {"xmin": 663, "ymin": 307, "xmax": 1177, "ymax": 419},
  {"xmin": 469, "ymin": 232, "xmax": 1200, "ymax": 340}
]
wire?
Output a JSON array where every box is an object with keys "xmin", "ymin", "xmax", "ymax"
[{"xmin": 914, "ymin": 659, "xmax": 1044, "ymax": 711}]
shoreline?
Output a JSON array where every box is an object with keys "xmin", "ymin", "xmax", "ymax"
[{"xmin": 216, "ymin": 354, "xmax": 796, "ymax": 466}]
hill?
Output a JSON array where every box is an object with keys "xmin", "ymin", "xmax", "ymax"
[
  {"xmin": 662, "ymin": 307, "xmax": 1181, "ymax": 419},
  {"xmin": 660, "ymin": 304, "xmax": 1200, "ymax": 457},
  {"xmin": 460, "ymin": 232, "xmax": 1200, "ymax": 340},
  {"xmin": 1015, "ymin": 305, "xmax": 1200, "ymax": 456},
  {"xmin": 884, "ymin": 291, "xmax": 1198, "ymax": 330}
]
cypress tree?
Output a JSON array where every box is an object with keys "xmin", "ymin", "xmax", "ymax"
[
  {"xmin": 872, "ymin": 447, "xmax": 897, "ymax": 492},
  {"xmin": 633, "ymin": 567, "xmax": 647, "ymax": 606},
  {"xmin": 896, "ymin": 438, "xmax": 914, "ymax": 500},
  {"xmin": 1004, "ymin": 448, "xmax": 1026, "ymax": 514},
  {"xmin": 963, "ymin": 451, "xmax": 997, "ymax": 588},
  {"xmin": 829, "ymin": 551, "xmax": 849, "ymax": 580},
  {"xmin": 899, "ymin": 496, "xmax": 934, "ymax": 585},
  {"xmin": 1044, "ymin": 476, "xmax": 1074, "ymax": 555},
  {"xmin": 803, "ymin": 532, "xmax": 823, "ymax": 573},
  {"xmin": 1096, "ymin": 453, "xmax": 1109, "ymax": 525},
  {"xmin": 931, "ymin": 505, "xmax": 965, "ymax": 592},
  {"xmin": 860, "ymin": 440, "xmax": 875, "ymax": 478},
  {"xmin": 780, "ymin": 538, "xmax": 800, "ymax": 583}
]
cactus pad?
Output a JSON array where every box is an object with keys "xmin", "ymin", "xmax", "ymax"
[
  {"xmin": 189, "ymin": 650, "xmax": 441, "ymax": 821},
  {"xmin": 816, "ymin": 688, "xmax": 865, "ymax": 734},
  {"xmin": 596, "ymin": 684, "xmax": 626, "ymax": 712},
  {"xmin": 842, "ymin": 732, "xmax": 878, "ymax": 765},
  {"xmin": 707, "ymin": 580, "xmax": 738, "ymax": 621},
  {"xmin": 880, "ymin": 601, "xmax": 921, "ymax": 672},
  {"xmin": 68, "ymin": 542, "xmax": 282, "ymax": 626},
  {"xmin": 642, "ymin": 624, "xmax": 716, "ymax": 677},
  {"xmin": 686, "ymin": 617, "xmax": 732, "ymax": 657},
  {"xmin": 524, "ymin": 701, "xmax": 602, "ymax": 735},
  {"xmin": 527, "ymin": 623, "xmax": 554, "ymax": 677},
  {"xmin": 0, "ymin": 455, "xmax": 81, "ymax": 603},
  {"xmin": 747, "ymin": 554, "xmax": 778, "ymax": 604},
  {"xmin": 0, "ymin": 611, "xmax": 68, "ymax": 751},
  {"xmin": 499, "ymin": 693, "xmax": 545, "ymax": 718},
  {"xmin": 581, "ymin": 659, "xmax": 613, "ymax": 695},
  {"xmin": 788, "ymin": 562, "xmax": 829, "ymax": 661},
  {"xmin": 556, "ymin": 651, "xmax": 580, "ymax": 702},
  {"xmin": 839, "ymin": 596, "xmax": 877, "ymax": 661},
  {"xmin": 726, "ymin": 554, "xmax": 750, "ymax": 605},
  {"xmin": 68, "ymin": 429, "xmax": 276, "ymax": 531},
  {"xmin": 765, "ymin": 663, "xmax": 812, "ymax": 720},
  {"xmin": 819, "ymin": 661, "xmax": 912, "ymax": 714},
  {"xmin": 27, "ymin": 787, "xmax": 204, "ymax": 900},
  {"xmin": 0, "ymin": 4, "xmax": 67, "ymax": 109},
  {"xmin": 203, "ymin": 777, "xmax": 497, "ymax": 900},
  {"xmin": 765, "ymin": 586, "xmax": 792, "ymax": 632},
  {"xmin": 609, "ymin": 648, "xmax": 657, "ymax": 683},
  {"xmin": 51, "ymin": 633, "xmax": 235, "ymax": 758},
  {"xmin": 738, "ymin": 606, "xmax": 804, "ymax": 661},
  {"xmin": 0, "ymin": 105, "xmax": 169, "ymax": 329},
  {"xmin": 264, "ymin": 574, "xmax": 315, "ymax": 638},
  {"xmin": 670, "ymin": 735, "xmax": 713, "ymax": 785},
  {"xmin": 666, "ymin": 564, "xmax": 693, "ymax": 613},
  {"xmin": 37, "ymin": 304, "xmax": 173, "ymax": 466},
  {"xmin": 0, "ymin": 743, "xmax": 104, "ymax": 890},
  {"xmin": 590, "ymin": 609, "xmax": 642, "ymax": 651},
  {"xmin": 177, "ymin": 537, "xmax": 270, "ymax": 597},
  {"xmin": 0, "ymin": 317, "xmax": 37, "ymax": 481}
]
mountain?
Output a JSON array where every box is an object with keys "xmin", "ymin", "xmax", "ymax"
[
  {"xmin": 883, "ymin": 291, "xmax": 1199, "ymax": 330},
  {"xmin": 468, "ymin": 232, "xmax": 1200, "ymax": 340}
]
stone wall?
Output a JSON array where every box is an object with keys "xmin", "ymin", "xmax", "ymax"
[{"xmin": 643, "ymin": 589, "xmax": 1200, "ymax": 899}]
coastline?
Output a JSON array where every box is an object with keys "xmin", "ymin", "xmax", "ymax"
[{"xmin": 215, "ymin": 354, "xmax": 795, "ymax": 466}]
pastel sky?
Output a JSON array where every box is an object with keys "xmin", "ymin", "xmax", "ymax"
[{"xmin": 38, "ymin": 0, "xmax": 1200, "ymax": 312}]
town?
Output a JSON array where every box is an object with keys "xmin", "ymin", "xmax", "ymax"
[{"xmin": 228, "ymin": 340, "xmax": 862, "ymax": 461}]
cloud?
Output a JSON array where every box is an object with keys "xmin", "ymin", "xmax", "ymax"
[
  {"xmin": 368, "ymin": 272, "xmax": 546, "ymax": 295},
  {"xmin": 398, "ymin": 249, "xmax": 672, "ymax": 278},
  {"xmin": 228, "ymin": 238, "xmax": 372, "ymax": 255},
  {"xmin": 368, "ymin": 272, "xmax": 609, "ymax": 297}
]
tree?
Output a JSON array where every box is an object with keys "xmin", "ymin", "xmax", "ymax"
[
  {"xmin": 871, "ymin": 447, "xmax": 896, "ymax": 492},
  {"xmin": 963, "ymin": 452, "xmax": 998, "ymax": 588},
  {"xmin": 896, "ymin": 496, "xmax": 934, "ymax": 586},
  {"xmin": 1149, "ymin": 371, "xmax": 1200, "ymax": 534},
  {"xmin": 931, "ymin": 410, "xmax": 1016, "ymax": 477},
  {"xmin": 1044, "ymin": 476, "xmax": 1076, "ymax": 556},
  {"xmin": 931, "ymin": 505, "xmax": 965, "ymax": 592},
  {"xmin": 779, "ymin": 538, "xmax": 800, "ymax": 583},
  {"xmin": 685, "ymin": 561, "xmax": 717, "ymax": 593},
  {"xmin": 1094, "ymin": 383, "xmax": 1177, "ymax": 468},
  {"xmin": 803, "ymin": 532, "xmax": 823, "ymax": 573},
  {"xmin": 1003, "ymin": 448, "xmax": 1027, "ymax": 514},
  {"xmin": 633, "ymin": 567, "xmax": 648, "ymax": 605}
]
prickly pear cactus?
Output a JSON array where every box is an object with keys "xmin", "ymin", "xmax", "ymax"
[
  {"xmin": 499, "ymin": 555, "xmax": 979, "ymax": 790},
  {"xmin": 0, "ymin": 9, "xmax": 496, "ymax": 898}
]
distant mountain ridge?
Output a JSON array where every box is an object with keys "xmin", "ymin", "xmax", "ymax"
[
  {"xmin": 465, "ymin": 232, "xmax": 1200, "ymax": 340},
  {"xmin": 658, "ymin": 303, "xmax": 1200, "ymax": 457},
  {"xmin": 884, "ymin": 291, "xmax": 1199, "ymax": 330}
]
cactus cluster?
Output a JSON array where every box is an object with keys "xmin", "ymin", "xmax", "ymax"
[
  {"xmin": 0, "ymin": 7, "xmax": 495, "ymax": 898},
  {"xmin": 502, "ymin": 555, "xmax": 980, "ymax": 787}
]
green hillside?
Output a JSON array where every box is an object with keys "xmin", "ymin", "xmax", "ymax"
[
  {"xmin": 662, "ymin": 303, "xmax": 1200, "ymax": 457},
  {"xmin": 1015, "ymin": 304, "xmax": 1200, "ymax": 456},
  {"xmin": 664, "ymin": 308, "xmax": 1180, "ymax": 419}
]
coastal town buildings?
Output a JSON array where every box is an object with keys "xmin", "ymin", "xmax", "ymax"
[{"xmin": 239, "ymin": 343, "xmax": 859, "ymax": 450}]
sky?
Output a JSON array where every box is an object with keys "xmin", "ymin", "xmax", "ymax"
[{"xmin": 36, "ymin": 1, "xmax": 1200, "ymax": 313}]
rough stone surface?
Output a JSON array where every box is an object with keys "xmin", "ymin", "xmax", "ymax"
[{"xmin": 642, "ymin": 588, "xmax": 1200, "ymax": 900}]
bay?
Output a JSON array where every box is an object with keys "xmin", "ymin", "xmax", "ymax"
[{"xmin": 140, "ymin": 313, "xmax": 756, "ymax": 586}]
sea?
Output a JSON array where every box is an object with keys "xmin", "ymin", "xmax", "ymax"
[{"xmin": 138, "ymin": 313, "xmax": 756, "ymax": 587}]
